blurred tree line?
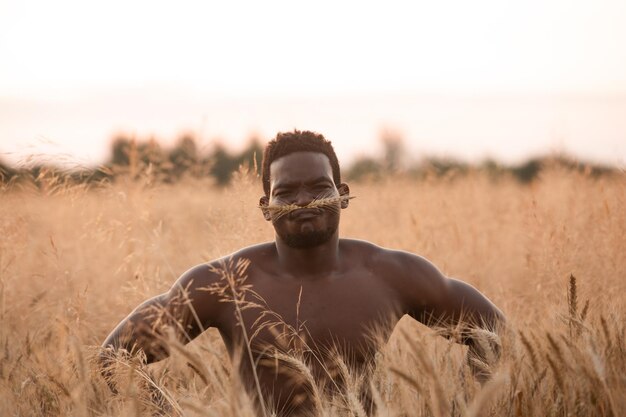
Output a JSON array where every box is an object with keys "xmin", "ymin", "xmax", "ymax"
[
  {"xmin": 0, "ymin": 132, "xmax": 616, "ymax": 190},
  {"xmin": 106, "ymin": 134, "xmax": 263, "ymax": 185},
  {"xmin": 345, "ymin": 130, "xmax": 613, "ymax": 183}
]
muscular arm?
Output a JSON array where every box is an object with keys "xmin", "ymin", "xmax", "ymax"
[
  {"xmin": 101, "ymin": 263, "xmax": 222, "ymax": 364},
  {"xmin": 395, "ymin": 252, "xmax": 506, "ymax": 380}
]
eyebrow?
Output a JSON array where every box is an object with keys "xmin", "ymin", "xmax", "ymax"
[{"xmin": 273, "ymin": 176, "xmax": 333, "ymax": 189}]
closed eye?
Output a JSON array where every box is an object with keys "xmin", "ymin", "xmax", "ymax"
[{"xmin": 272, "ymin": 189, "xmax": 292, "ymax": 198}]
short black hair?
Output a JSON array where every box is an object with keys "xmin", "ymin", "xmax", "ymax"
[{"xmin": 262, "ymin": 130, "xmax": 341, "ymax": 196}]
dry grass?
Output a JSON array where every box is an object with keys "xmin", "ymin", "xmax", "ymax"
[{"xmin": 0, "ymin": 167, "xmax": 624, "ymax": 416}]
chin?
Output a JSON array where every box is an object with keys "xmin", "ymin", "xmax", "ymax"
[{"xmin": 280, "ymin": 228, "xmax": 336, "ymax": 249}]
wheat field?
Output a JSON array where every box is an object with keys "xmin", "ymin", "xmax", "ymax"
[{"xmin": 0, "ymin": 167, "xmax": 624, "ymax": 416}]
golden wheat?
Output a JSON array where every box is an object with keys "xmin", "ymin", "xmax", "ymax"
[{"xmin": 0, "ymin": 167, "xmax": 624, "ymax": 416}]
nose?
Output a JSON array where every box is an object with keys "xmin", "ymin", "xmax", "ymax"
[{"xmin": 293, "ymin": 189, "xmax": 315, "ymax": 207}]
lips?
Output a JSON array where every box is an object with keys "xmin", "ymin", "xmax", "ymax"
[{"xmin": 289, "ymin": 208, "xmax": 321, "ymax": 220}]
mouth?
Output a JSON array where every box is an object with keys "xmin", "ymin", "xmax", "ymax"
[{"xmin": 289, "ymin": 208, "xmax": 321, "ymax": 221}]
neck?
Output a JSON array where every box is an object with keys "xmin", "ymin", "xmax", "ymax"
[{"xmin": 275, "ymin": 233, "xmax": 340, "ymax": 279}]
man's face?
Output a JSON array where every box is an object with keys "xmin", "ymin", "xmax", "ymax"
[{"xmin": 262, "ymin": 151, "xmax": 347, "ymax": 249}]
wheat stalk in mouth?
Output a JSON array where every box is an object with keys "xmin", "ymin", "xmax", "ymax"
[{"xmin": 259, "ymin": 195, "xmax": 355, "ymax": 221}]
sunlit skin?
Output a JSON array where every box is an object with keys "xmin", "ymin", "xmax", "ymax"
[{"xmin": 102, "ymin": 151, "xmax": 505, "ymax": 416}]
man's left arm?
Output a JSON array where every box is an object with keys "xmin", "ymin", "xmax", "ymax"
[{"xmin": 395, "ymin": 252, "xmax": 506, "ymax": 381}]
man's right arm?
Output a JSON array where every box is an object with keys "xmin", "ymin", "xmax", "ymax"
[{"xmin": 101, "ymin": 263, "xmax": 223, "ymax": 364}]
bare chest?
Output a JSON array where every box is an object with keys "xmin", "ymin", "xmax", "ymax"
[{"xmin": 218, "ymin": 269, "xmax": 401, "ymax": 359}]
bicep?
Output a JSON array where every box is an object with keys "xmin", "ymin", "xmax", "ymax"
[
  {"xmin": 102, "ymin": 264, "xmax": 223, "ymax": 353},
  {"xmin": 432, "ymin": 278, "xmax": 504, "ymax": 330},
  {"xmin": 163, "ymin": 263, "xmax": 224, "ymax": 341},
  {"xmin": 400, "ymin": 254, "xmax": 503, "ymax": 330},
  {"xmin": 101, "ymin": 293, "xmax": 170, "ymax": 356}
]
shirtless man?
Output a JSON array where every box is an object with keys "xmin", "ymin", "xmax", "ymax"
[{"xmin": 101, "ymin": 130, "xmax": 505, "ymax": 416}]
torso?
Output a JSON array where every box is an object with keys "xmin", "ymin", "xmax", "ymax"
[{"xmin": 206, "ymin": 239, "xmax": 408, "ymax": 415}]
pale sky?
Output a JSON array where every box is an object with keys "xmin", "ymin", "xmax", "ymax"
[{"xmin": 1, "ymin": 0, "xmax": 626, "ymax": 167}]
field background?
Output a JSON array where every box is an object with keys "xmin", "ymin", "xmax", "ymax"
[{"xmin": 0, "ymin": 168, "xmax": 624, "ymax": 416}]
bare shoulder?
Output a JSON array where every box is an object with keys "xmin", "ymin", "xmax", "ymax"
[
  {"xmin": 161, "ymin": 242, "xmax": 276, "ymax": 330},
  {"xmin": 340, "ymin": 240, "xmax": 504, "ymax": 328},
  {"xmin": 340, "ymin": 239, "xmax": 443, "ymax": 278},
  {"xmin": 340, "ymin": 238, "xmax": 448, "ymax": 304},
  {"xmin": 230, "ymin": 241, "xmax": 277, "ymax": 265},
  {"xmin": 172, "ymin": 242, "xmax": 277, "ymax": 291}
]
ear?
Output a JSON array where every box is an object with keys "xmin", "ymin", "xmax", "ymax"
[
  {"xmin": 259, "ymin": 195, "xmax": 272, "ymax": 221},
  {"xmin": 337, "ymin": 183, "xmax": 350, "ymax": 209}
]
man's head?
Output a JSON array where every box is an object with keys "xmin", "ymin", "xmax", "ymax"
[
  {"xmin": 260, "ymin": 130, "xmax": 349, "ymax": 249},
  {"xmin": 261, "ymin": 130, "xmax": 341, "ymax": 197}
]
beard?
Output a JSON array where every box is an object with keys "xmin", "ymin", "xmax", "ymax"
[
  {"xmin": 278, "ymin": 227, "xmax": 337, "ymax": 249},
  {"xmin": 272, "ymin": 206, "xmax": 341, "ymax": 249}
]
